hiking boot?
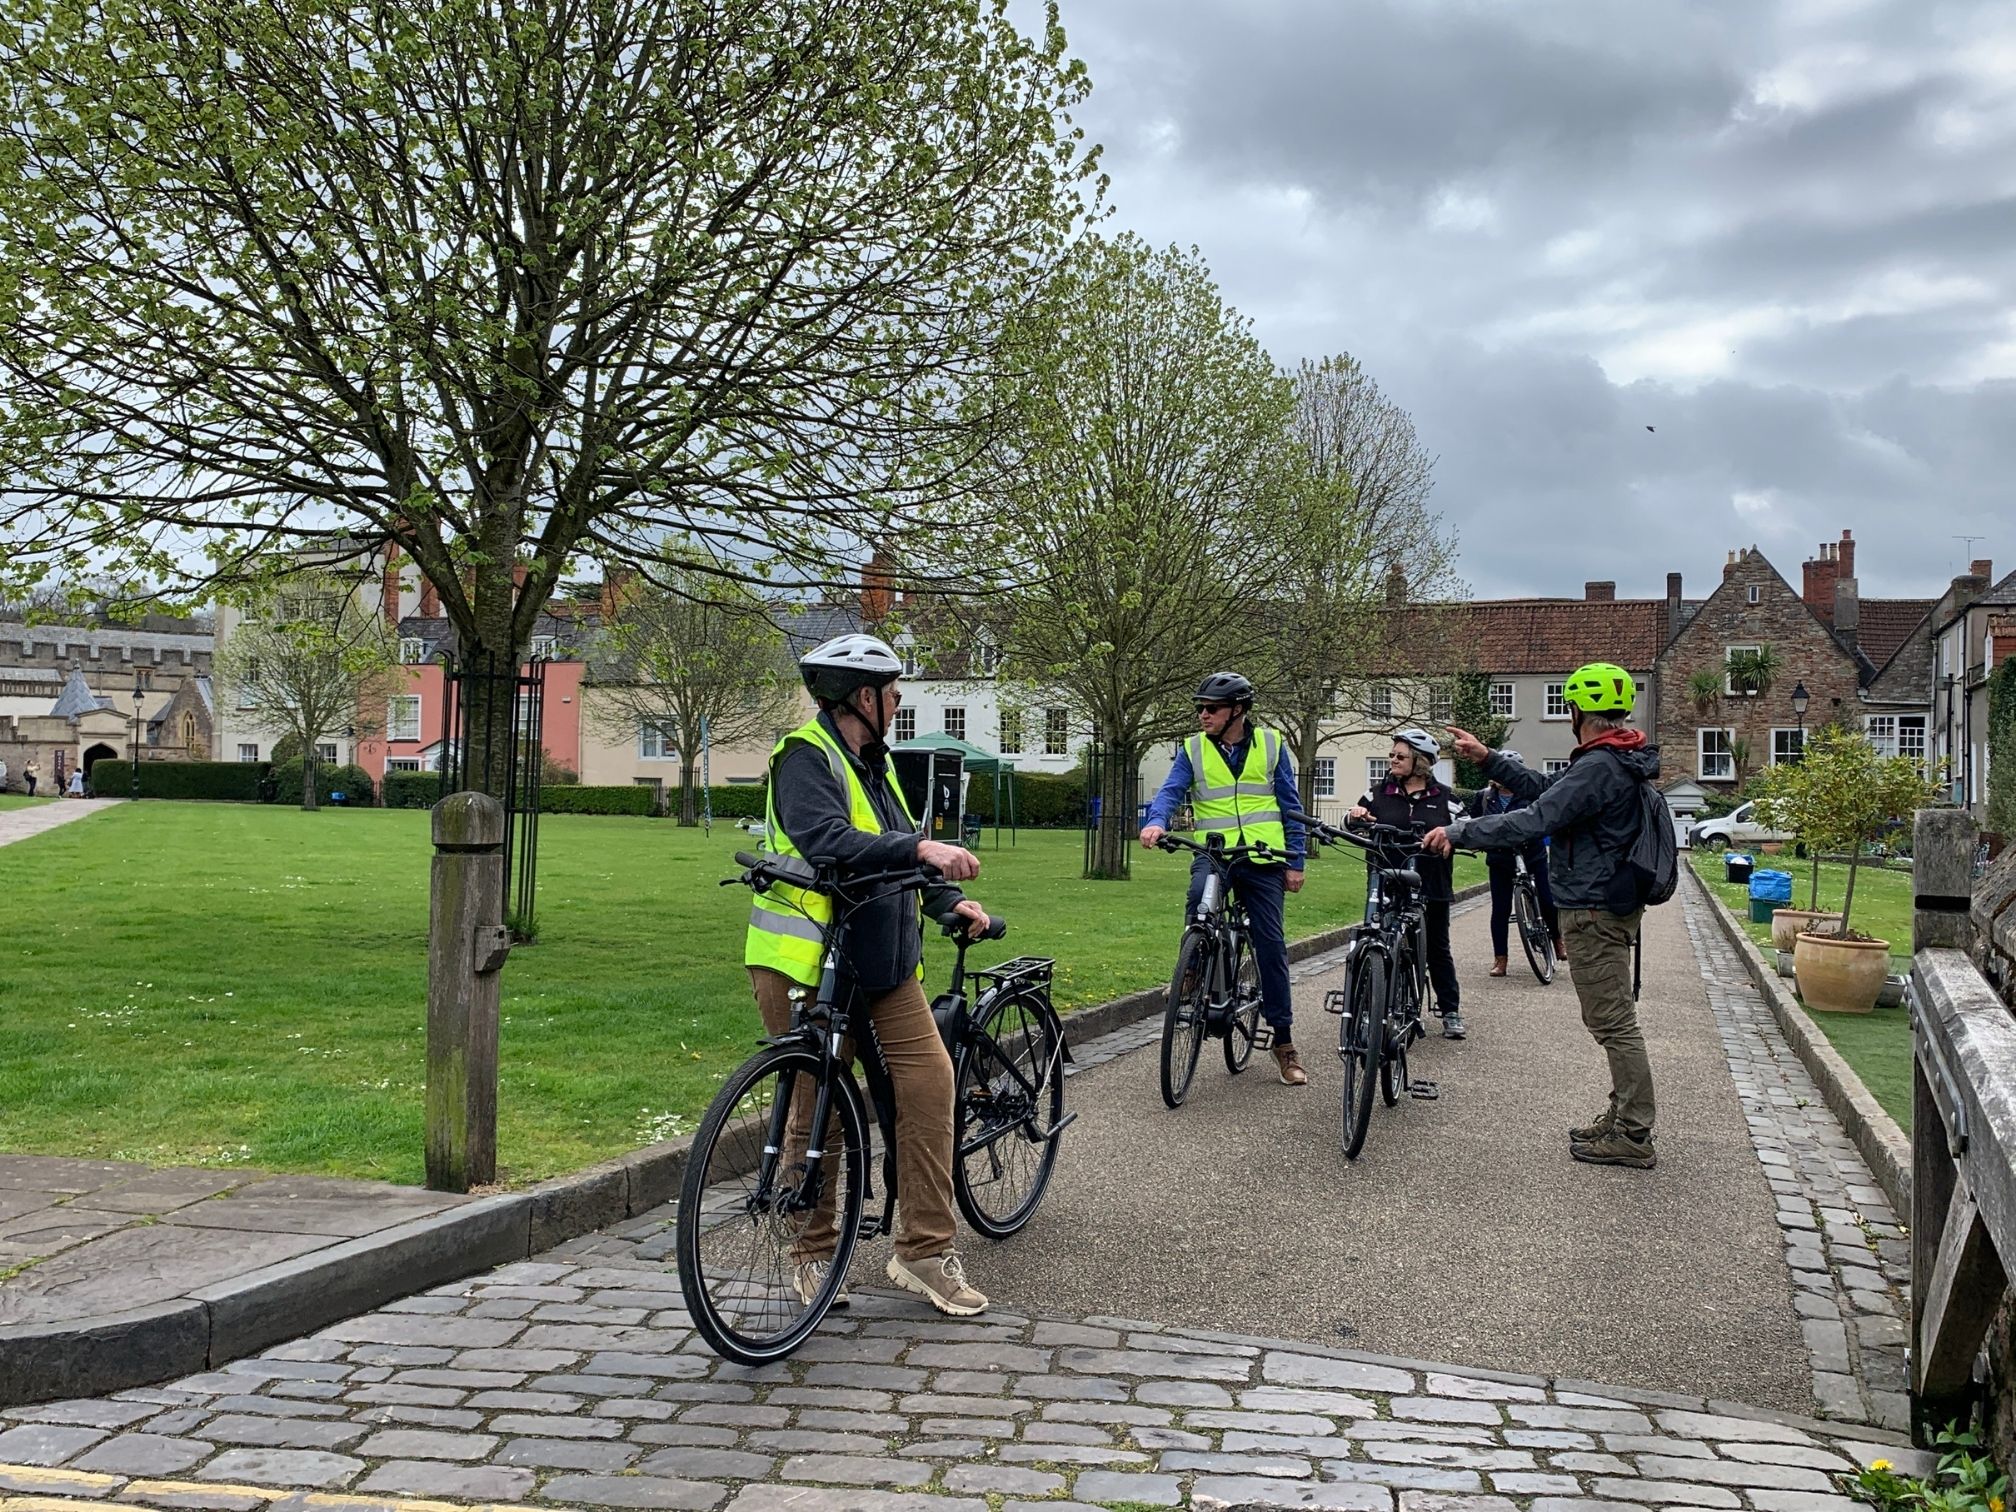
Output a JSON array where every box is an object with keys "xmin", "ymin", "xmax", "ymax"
[
  {"xmin": 1488, "ymin": 956, "xmax": 1508, "ymax": 977},
  {"xmin": 1440, "ymin": 1009, "xmax": 1467, "ymax": 1040},
  {"xmin": 1571, "ymin": 1128, "xmax": 1657, "ymax": 1169},
  {"xmin": 886, "ymin": 1250, "xmax": 988, "ymax": 1317},
  {"xmin": 1569, "ymin": 1106, "xmax": 1617, "ymax": 1143},
  {"xmin": 1271, "ymin": 1042, "xmax": 1308, "ymax": 1086},
  {"xmin": 794, "ymin": 1259, "xmax": 849, "ymax": 1309}
]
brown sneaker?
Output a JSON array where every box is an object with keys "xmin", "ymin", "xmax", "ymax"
[
  {"xmin": 1271, "ymin": 1042, "xmax": 1308, "ymax": 1086},
  {"xmin": 1571, "ymin": 1128, "xmax": 1657, "ymax": 1169},
  {"xmin": 886, "ymin": 1250, "xmax": 988, "ymax": 1316},
  {"xmin": 794, "ymin": 1258, "xmax": 849, "ymax": 1310},
  {"xmin": 1569, "ymin": 1107, "xmax": 1617, "ymax": 1143}
]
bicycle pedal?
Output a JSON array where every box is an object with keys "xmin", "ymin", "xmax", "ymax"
[
  {"xmin": 1251, "ymin": 1022, "xmax": 1274, "ymax": 1050},
  {"xmin": 1407, "ymin": 1080, "xmax": 1440, "ymax": 1100}
]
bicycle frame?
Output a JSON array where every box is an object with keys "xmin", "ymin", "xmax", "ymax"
[{"xmin": 1158, "ymin": 833, "xmax": 1269, "ymax": 1041}]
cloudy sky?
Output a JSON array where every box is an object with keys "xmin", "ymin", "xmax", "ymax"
[{"xmin": 1046, "ymin": 0, "xmax": 2016, "ymax": 600}]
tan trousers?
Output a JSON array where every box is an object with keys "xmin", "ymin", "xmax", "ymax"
[
  {"xmin": 748, "ymin": 967, "xmax": 957, "ymax": 1262},
  {"xmin": 1560, "ymin": 908, "xmax": 1655, "ymax": 1138}
]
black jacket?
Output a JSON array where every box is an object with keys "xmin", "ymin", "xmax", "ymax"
[
  {"xmin": 1358, "ymin": 777, "xmax": 1460, "ymax": 901},
  {"xmin": 770, "ymin": 713, "xmax": 966, "ymax": 995},
  {"xmin": 1447, "ymin": 740, "xmax": 1661, "ymax": 913},
  {"xmin": 1465, "ymin": 788, "xmax": 1548, "ymax": 874}
]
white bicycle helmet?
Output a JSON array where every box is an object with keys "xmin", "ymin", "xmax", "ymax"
[
  {"xmin": 1393, "ymin": 727, "xmax": 1440, "ymax": 759},
  {"xmin": 800, "ymin": 633, "xmax": 903, "ymax": 703},
  {"xmin": 1496, "ymin": 749, "xmax": 1524, "ymax": 765}
]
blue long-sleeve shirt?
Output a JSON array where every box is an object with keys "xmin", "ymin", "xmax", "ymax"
[{"xmin": 1144, "ymin": 731, "xmax": 1306, "ymax": 868}]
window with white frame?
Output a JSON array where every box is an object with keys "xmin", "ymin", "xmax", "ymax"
[
  {"xmin": 1544, "ymin": 682, "xmax": 1568, "ymax": 718},
  {"xmin": 1366, "ymin": 757, "xmax": 1386, "ymax": 788},
  {"xmin": 386, "ymin": 757, "xmax": 422, "ymax": 772},
  {"xmin": 237, "ymin": 743, "xmax": 259, "ymax": 762},
  {"xmin": 1544, "ymin": 758, "xmax": 1571, "ymax": 776},
  {"xmin": 1747, "ymin": 585, "xmax": 1761, "ymax": 604},
  {"xmin": 316, "ymin": 743, "xmax": 338, "ymax": 763},
  {"xmin": 1368, "ymin": 684, "xmax": 1394, "ymax": 718},
  {"xmin": 387, "ymin": 695, "xmax": 421, "ymax": 742},
  {"xmin": 238, "ymin": 660, "xmax": 261, "ymax": 708},
  {"xmin": 999, "ymin": 707, "xmax": 1022, "ymax": 754},
  {"xmin": 1724, "ymin": 644, "xmax": 1761, "ymax": 695},
  {"xmin": 900, "ymin": 641, "xmax": 924, "ymax": 677},
  {"xmin": 942, "ymin": 706, "xmax": 965, "ymax": 740},
  {"xmin": 1770, "ymin": 728, "xmax": 1804, "ymax": 765},
  {"xmin": 529, "ymin": 635, "xmax": 558, "ymax": 660},
  {"xmin": 399, "ymin": 637, "xmax": 427, "ymax": 664},
  {"xmin": 1429, "ymin": 686, "xmax": 1454, "ymax": 723},
  {"xmin": 1489, "ymin": 681, "xmax": 1515, "ymax": 718},
  {"xmin": 1312, "ymin": 757, "xmax": 1337, "ymax": 799},
  {"xmin": 1045, "ymin": 707, "xmax": 1068, "ymax": 757},
  {"xmin": 1867, "ymin": 714, "xmax": 1928, "ymax": 769},
  {"xmin": 972, "ymin": 639, "xmax": 1000, "ymax": 676},
  {"xmin": 892, "ymin": 707, "xmax": 916, "ymax": 741},
  {"xmin": 1698, "ymin": 727, "xmax": 1736, "ymax": 781}
]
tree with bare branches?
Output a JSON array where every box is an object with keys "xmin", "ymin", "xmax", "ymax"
[{"xmin": 0, "ymin": 0, "xmax": 1097, "ymax": 797}]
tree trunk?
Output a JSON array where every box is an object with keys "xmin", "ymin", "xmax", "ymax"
[
  {"xmin": 679, "ymin": 758, "xmax": 698, "ymax": 826},
  {"xmin": 301, "ymin": 752, "xmax": 319, "ymax": 812},
  {"xmin": 1086, "ymin": 740, "xmax": 1139, "ymax": 881},
  {"xmin": 1808, "ymin": 851, "xmax": 1821, "ymax": 912},
  {"xmin": 1841, "ymin": 848, "xmax": 1861, "ymax": 935}
]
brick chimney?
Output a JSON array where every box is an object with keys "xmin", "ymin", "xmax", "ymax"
[
  {"xmin": 1665, "ymin": 571, "xmax": 1683, "ymax": 643},
  {"xmin": 381, "ymin": 547, "xmax": 402, "ymax": 627},
  {"xmin": 1837, "ymin": 529, "xmax": 1855, "ymax": 580},
  {"xmin": 1972, "ymin": 558, "xmax": 1993, "ymax": 582},
  {"xmin": 1385, "ymin": 563, "xmax": 1408, "ymax": 605},
  {"xmin": 1801, "ymin": 539, "xmax": 1838, "ymax": 622},
  {"xmin": 1723, "ymin": 549, "xmax": 1739, "ymax": 581},
  {"xmin": 859, "ymin": 546, "xmax": 895, "ymax": 624},
  {"xmin": 598, "ymin": 567, "xmax": 636, "ymax": 620},
  {"xmin": 1584, "ymin": 581, "xmax": 1615, "ymax": 602},
  {"xmin": 418, "ymin": 580, "xmax": 440, "ymax": 617}
]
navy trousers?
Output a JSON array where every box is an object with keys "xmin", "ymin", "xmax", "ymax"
[{"xmin": 1188, "ymin": 857, "xmax": 1294, "ymax": 1041}]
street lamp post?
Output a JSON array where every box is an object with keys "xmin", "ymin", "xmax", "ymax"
[
  {"xmin": 1791, "ymin": 680, "xmax": 1809, "ymax": 761},
  {"xmin": 130, "ymin": 680, "xmax": 145, "ymax": 799}
]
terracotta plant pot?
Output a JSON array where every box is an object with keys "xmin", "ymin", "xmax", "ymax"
[
  {"xmin": 1793, "ymin": 931, "xmax": 1890, "ymax": 1014},
  {"xmin": 1771, "ymin": 909, "xmax": 1842, "ymax": 953}
]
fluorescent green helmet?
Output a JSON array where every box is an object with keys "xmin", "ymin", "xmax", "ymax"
[{"xmin": 1563, "ymin": 661, "xmax": 1636, "ymax": 714}]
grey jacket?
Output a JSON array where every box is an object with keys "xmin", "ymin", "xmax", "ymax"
[{"xmin": 1445, "ymin": 740, "xmax": 1661, "ymax": 913}]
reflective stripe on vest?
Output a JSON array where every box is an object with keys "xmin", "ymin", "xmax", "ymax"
[
  {"xmin": 743, "ymin": 718, "xmax": 921, "ymax": 985},
  {"xmin": 1184, "ymin": 727, "xmax": 1287, "ymax": 861}
]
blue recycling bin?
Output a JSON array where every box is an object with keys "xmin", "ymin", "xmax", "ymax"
[{"xmin": 1748, "ymin": 869, "xmax": 1793, "ymax": 904}]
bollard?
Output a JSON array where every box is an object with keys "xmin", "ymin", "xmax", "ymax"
[
  {"xmin": 427, "ymin": 792, "xmax": 509, "ymax": 1191},
  {"xmin": 1913, "ymin": 806, "xmax": 1979, "ymax": 953}
]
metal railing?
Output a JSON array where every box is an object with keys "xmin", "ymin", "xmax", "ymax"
[{"xmin": 440, "ymin": 652, "xmax": 547, "ymax": 938}]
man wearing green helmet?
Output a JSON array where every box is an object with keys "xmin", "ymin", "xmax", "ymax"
[{"xmin": 1422, "ymin": 661, "xmax": 1663, "ymax": 1170}]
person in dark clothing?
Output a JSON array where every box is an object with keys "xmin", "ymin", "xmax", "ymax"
[
  {"xmin": 1349, "ymin": 728, "xmax": 1465, "ymax": 1039},
  {"xmin": 1424, "ymin": 661, "xmax": 1663, "ymax": 1170},
  {"xmin": 1464, "ymin": 750, "xmax": 1562, "ymax": 976}
]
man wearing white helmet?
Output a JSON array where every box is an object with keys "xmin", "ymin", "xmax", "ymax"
[
  {"xmin": 744, "ymin": 632, "xmax": 995, "ymax": 1316},
  {"xmin": 1348, "ymin": 728, "xmax": 1466, "ymax": 1037}
]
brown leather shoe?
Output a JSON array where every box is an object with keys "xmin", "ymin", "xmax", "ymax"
[
  {"xmin": 1271, "ymin": 1042, "xmax": 1308, "ymax": 1086},
  {"xmin": 1488, "ymin": 956, "xmax": 1509, "ymax": 977}
]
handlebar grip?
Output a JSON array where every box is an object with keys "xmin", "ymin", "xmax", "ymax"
[
  {"xmin": 733, "ymin": 851, "xmax": 762, "ymax": 869},
  {"xmin": 937, "ymin": 911, "xmax": 1009, "ymax": 940}
]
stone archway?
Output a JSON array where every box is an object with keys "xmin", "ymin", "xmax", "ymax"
[{"xmin": 81, "ymin": 742, "xmax": 117, "ymax": 776}]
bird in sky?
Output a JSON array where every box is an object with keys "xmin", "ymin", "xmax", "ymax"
[{"xmin": 1645, "ymin": 425, "xmax": 1655, "ymax": 433}]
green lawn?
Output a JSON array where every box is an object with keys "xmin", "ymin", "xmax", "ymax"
[
  {"xmin": 0, "ymin": 794, "xmax": 56, "ymax": 811},
  {"xmin": 1689, "ymin": 851, "xmax": 1913, "ymax": 1131},
  {"xmin": 0, "ymin": 803, "xmax": 1483, "ymax": 1186}
]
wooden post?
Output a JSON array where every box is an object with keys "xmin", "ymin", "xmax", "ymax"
[
  {"xmin": 427, "ymin": 792, "xmax": 510, "ymax": 1191},
  {"xmin": 1914, "ymin": 806, "xmax": 1978, "ymax": 953}
]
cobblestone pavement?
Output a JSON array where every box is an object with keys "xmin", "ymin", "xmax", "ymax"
[{"xmin": 1682, "ymin": 880, "xmax": 1912, "ymax": 1433}]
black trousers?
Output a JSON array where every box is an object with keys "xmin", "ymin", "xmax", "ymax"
[
  {"xmin": 1424, "ymin": 900, "xmax": 1460, "ymax": 1014},
  {"xmin": 1487, "ymin": 853, "xmax": 1559, "ymax": 956}
]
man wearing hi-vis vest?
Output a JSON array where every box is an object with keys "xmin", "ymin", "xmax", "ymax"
[
  {"xmin": 744, "ymin": 633, "xmax": 996, "ymax": 1316},
  {"xmin": 1139, "ymin": 671, "xmax": 1309, "ymax": 1086}
]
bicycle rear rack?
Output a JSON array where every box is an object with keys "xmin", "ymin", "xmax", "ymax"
[{"xmin": 968, "ymin": 955, "xmax": 1055, "ymax": 989}]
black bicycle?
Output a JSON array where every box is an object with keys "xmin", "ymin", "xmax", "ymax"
[
  {"xmin": 675, "ymin": 851, "xmax": 1072, "ymax": 1365},
  {"xmin": 1152, "ymin": 832, "xmax": 1272, "ymax": 1108},
  {"xmin": 1308, "ymin": 818, "xmax": 1444, "ymax": 1159},
  {"xmin": 1512, "ymin": 849, "xmax": 1556, "ymax": 985}
]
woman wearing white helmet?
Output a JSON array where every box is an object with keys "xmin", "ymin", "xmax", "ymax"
[
  {"xmin": 1348, "ymin": 728, "xmax": 1466, "ymax": 1038},
  {"xmin": 741, "ymin": 632, "xmax": 996, "ymax": 1317}
]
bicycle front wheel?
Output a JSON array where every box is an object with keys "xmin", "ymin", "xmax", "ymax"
[
  {"xmin": 1381, "ymin": 952, "xmax": 1416, "ymax": 1107},
  {"xmin": 1339, "ymin": 950, "xmax": 1383, "ymax": 1159},
  {"xmin": 1515, "ymin": 881, "xmax": 1555, "ymax": 984},
  {"xmin": 954, "ymin": 992, "xmax": 1066, "ymax": 1238},
  {"xmin": 676, "ymin": 1045, "xmax": 866, "ymax": 1366},
  {"xmin": 1223, "ymin": 934, "xmax": 1262, "ymax": 1074},
  {"xmin": 1160, "ymin": 931, "xmax": 1210, "ymax": 1108}
]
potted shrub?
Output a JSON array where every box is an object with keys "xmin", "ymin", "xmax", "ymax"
[
  {"xmin": 1750, "ymin": 758, "xmax": 1840, "ymax": 949},
  {"xmin": 1781, "ymin": 728, "xmax": 1940, "ymax": 1012}
]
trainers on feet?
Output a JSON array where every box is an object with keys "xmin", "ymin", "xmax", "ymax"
[
  {"xmin": 886, "ymin": 1250, "xmax": 988, "ymax": 1316},
  {"xmin": 1440, "ymin": 1010, "xmax": 1467, "ymax": 1040},
  {"xmin": 794, "ymin": 1259, "xmax": 849, "ymax": 1309},
  {"xmin": 1271, "ymin": 1042, "xmax": 1308, "ymax": 1086},
  {"xmin": 1571, "ymin": 1128, "xmax": 1657, "ymax": 1169},
  {"xmin": 1569, "ymin": 1106, "xmax": 1617, "ymax": 1143}
]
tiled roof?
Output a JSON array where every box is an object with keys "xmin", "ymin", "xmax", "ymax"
[
  {"xmin": 1854, "ymin": 600, "xmax": 1932, "ymax": 674},
  {"xmin": 48, "ymin": 669, "xmax": 111, "ymax": 718},
  {"xmin": 1375, "ymin": 599, "xmax": 1677, "ymax": 676},
  {"xmin": 1975, "ymin": 568, "xmax": 2016, "ymax": 608}
]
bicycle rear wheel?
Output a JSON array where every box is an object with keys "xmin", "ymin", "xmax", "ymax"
[
  {"xmin": 1515, "ymin": 881, "xmax": 1555, "ymax": 984},
  {"xmin": 1160, "ymin": 931, "xmax": 1210, "ymax": 1108},
  {"xmin": 1381, "ymin": 952, "xmax": 1416, "ymax": 1107},
  {"xmin": 676, "ymin": 1045, "xmax": 865, "ymax": 1366},
  {"xmin": 954, "ymin": 992, "xmax": 1066, "ymax": 1238},
  {"xmin": 1222, "ymin": 934, "xmax": 1262, "ymax": 1074},
  {"xmin": 1339, "ymin": 951, "xmax": 1383, "ymax": 1159}
]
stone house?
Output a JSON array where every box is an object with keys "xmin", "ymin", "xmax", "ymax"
[{"xmin": 1927, "ymin": 561, "xmax": 2016, "ymax": 822}]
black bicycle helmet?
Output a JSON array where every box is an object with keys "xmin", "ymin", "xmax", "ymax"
[{"xmin": 1194, "ymin": 671, "xmax": 1254, "ymax": 707}]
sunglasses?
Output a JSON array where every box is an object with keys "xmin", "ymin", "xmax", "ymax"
[{"xmin": 1196, "ymin": 702, "xmax": 1231, "ymax": 714}]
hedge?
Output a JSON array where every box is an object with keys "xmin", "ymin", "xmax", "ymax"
[
  {"xmin": 382, "ymin": 770, "xmax": 443, "ymax": 810},
  {"xmin": 540, "ymin": 784, "xmax": 656, "ymax": 816},
  {"xmin": 966, "ymin": 770, "xmax": 1084, "ymax": 828},
  {"xmin": 88, "ymin": 759, "xmax": 268, "ymax": 802},
  {"xmin": 270, "ymin": 759, "xmax": 377, "ymax": 807}
]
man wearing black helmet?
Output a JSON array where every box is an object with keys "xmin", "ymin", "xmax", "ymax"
[
  {"xmin": 1139, "ymin": 672, "xmax": 1309, "ymax": 1085},
  {"xmin": 744, "ymin": 633, "xmax": 997, "ymax": 1315}
]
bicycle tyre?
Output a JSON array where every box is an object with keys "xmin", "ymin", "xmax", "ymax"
[
  {"xmin": 1340, "ymin": 949, "xmax": 1383, "ymax": 1159},
  {"xmin": 1382, "ymin": 950, "xmax": 1415, "ymax": 1107},
  {"xmin": 676, "ymin": 1045, "xmax": 866, "ymax": 1366},
  {"xmin": 953, "ymin": 991, "xmax": 1066, "ymax": 1238},
  {"xmin": 1222, "ymin": 932, "xmax": 1262, "ymax": 1074},
  {"xmin": 1160, "ymin": 930, "xmax": 1210, "ymax": 1108},
  {"xmin": 1514, "ymin": 881, "xmax": 1555, "ymax": 984}
]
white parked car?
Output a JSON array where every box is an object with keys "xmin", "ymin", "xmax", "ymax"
[{"xmin": 1686, "ymin": 801, "xmax": 1793, "ymax": 850}]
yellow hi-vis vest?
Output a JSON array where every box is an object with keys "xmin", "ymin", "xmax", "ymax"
[
  {"xmin": 1184, "ymin": 726, "xmax": 1287, "ymax": 862},
  {"xmin": 743, "ymin": 717, "xmax": 923, "ymax": 986}
]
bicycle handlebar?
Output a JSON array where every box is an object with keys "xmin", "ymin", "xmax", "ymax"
[
  {"xmin": 727, "ymin": 850, "xmax": 947, "ymax": 905},
  {"xmin": 1153, "ymin": 833, "xmax": 1279, "ymax": 864}
]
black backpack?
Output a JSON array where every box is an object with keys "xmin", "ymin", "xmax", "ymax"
[{"xmin": 1601, "ymin": 755, "xmax": 1679, "ymax": 915}]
